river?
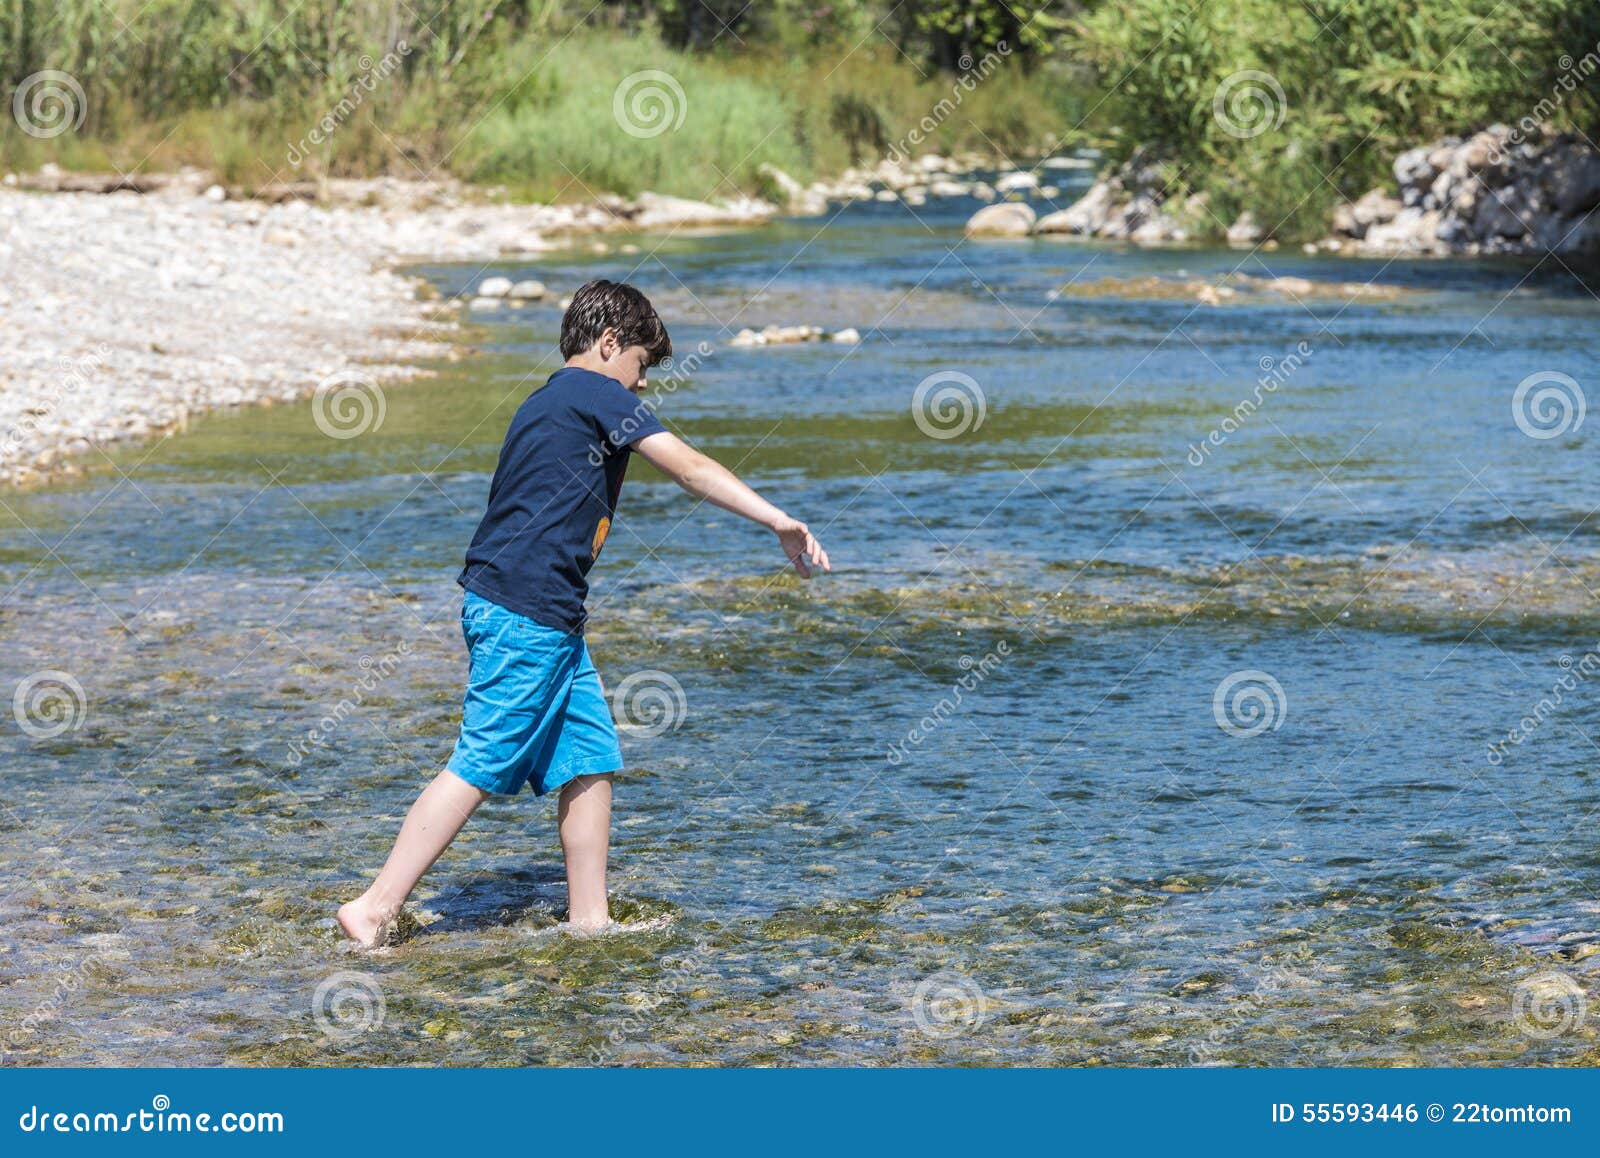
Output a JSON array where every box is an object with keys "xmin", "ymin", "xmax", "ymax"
[{"xmin": 3, "ymin": 179, "xmax": 1599, "ymax": 1065}]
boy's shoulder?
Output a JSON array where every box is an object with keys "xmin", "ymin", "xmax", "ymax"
[{"xmin": 529, "ymin": 366, "xmax": 632, "ymax": 408}]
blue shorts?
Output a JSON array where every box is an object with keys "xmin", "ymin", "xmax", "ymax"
[{"xmin": 445, "ymin": 591, "xmax": 624, "ymax": 796}]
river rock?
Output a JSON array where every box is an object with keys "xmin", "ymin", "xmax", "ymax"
[
  {"xmin": 1030, "ymin": 150, "xmax": 1192, "ymax": 244},
  {"xmin": 729, "ymin": 324, "xmax": 856, "ymax": 347},
  {"xmin": 1330, "ymin": 188, "xmax": 1402, "ymax": 239},
  {"xmin": 1546, "ymin": 148, "xmax": 1600, "ymax": 215},
  {"xmin": 1225, "ymin": 211, "xmax": 1264, "ymax": 246},
  {"xmin": 476, "ymin": 276, "xmax": 513, "ymax": 297},
  {"xmin": 995, "ymin": 171, "xmax": 1039, "ymax": 193},
  {"xmin": 627, "ymin": 191, "xmax": 776, "ymax": 230},
  {"xmin": 757, "ymin": 163, "xmax": 827, "ymax": 216},
  {"xmin": 1035, "ymin": 181, "xmax": 1117, "ymax": 234},
  {"xmin": 965, "ymin": 202, "xmax": 1036, "ymax": 237},
  {"xmin": 1326, "ymin": 126, "xmax": 1600, "ymax": 260},
  {"xmin": 508, "ymin": 279, "xmax": 546, "ymax": 300}
]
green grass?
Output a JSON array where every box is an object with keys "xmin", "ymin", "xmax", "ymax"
[{"xmin": 0, "ymin": 3, "xmax": 1080, "ymax": 201}]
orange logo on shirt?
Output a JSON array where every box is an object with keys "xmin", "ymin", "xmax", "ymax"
[{"xmin": 591, "ymin": 516, "xmax": 611, "ymax": 558}]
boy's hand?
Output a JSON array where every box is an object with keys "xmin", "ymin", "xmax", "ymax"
[
  {"xmin": 774, "ymin": 517, "xmax": 829, "ymax": 578},
  {"xmin": 632, "ymin": 433, "xmax": 832, "ymax": 577}
]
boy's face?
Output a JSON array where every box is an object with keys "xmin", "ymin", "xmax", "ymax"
[
  {"xmin": 567, "ymin": 326, "xmax": 658, "ymax": 392},
  {"xmin": 590, "ymin": 328, "xmax": 652, "ymax": 392},
  {"xmin": 613, "ymin": 344, "xmax": 653, "ymax": 393}
]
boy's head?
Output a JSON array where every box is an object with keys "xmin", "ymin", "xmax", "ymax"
[{"xmin": 560, "ymin": 279, "xmax": 672, "ymax": 392}]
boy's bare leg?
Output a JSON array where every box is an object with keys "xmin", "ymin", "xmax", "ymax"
[
  {"xmin": 338, "ymin": 769, "xmax": 488, "ymax": 947},
  {"xmin": 559, "ymin": 773, "xmax": 613, "ymax": 929}
]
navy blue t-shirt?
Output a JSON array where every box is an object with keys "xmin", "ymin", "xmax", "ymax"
[{"xmin": 457, "ymin": 366, "xmax": 667, "ymax": 631}]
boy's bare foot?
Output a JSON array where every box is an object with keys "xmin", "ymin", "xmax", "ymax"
[{"xmin": 337, "ymin": 898, "xmax": 391, "ymax": 949}]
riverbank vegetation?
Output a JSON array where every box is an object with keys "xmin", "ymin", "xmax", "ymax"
[
  {"xmin": 0, "ymin": 1, "xmax": 1082, "ymax": 200},
  {"xmin": 3, "ymin": 1, "xmax": 1598, "ymax": 233},
  {"xmin": 1070, "ymin": 0, "xmax": 1600, "ymax": 236}
]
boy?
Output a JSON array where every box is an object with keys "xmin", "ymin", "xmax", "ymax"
[{"xmin": 338, "ymin": 279, "xmax": 829, "ymax": 947}]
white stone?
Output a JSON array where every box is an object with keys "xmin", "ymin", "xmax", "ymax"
[{"xmin": 965, "ymin": 202, "xmax": 1035, "ymax": 237}]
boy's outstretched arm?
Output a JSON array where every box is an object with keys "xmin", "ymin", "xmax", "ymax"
[{"xmin": 633, "ymin": 431, "xmax": 830, "ymax": 577}]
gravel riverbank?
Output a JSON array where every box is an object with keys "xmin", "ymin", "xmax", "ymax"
[{"xmin": 0, "ymin": 177, "xmax": 774, "ymax": 488}]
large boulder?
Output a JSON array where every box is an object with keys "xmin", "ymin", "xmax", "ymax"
[
  {"xmin": 1226, "ymin": 211, "xmax": 1264, "ymax": 246},
  {"xmin": 1366, "ymin": 207, "xmax": 1444, "ymax": 253},
  {"xmin": 965, "ymin": 202, "xmax": 1036, "ymax": 237},
  {"xmin": 995, "ymin": 170, "xmax": 1039, "ymax": 193},
  {"xmin": 1329, "ymin": 129, "xmax": 1600, "ymax": 260},
  {"xmin": 1035, "ymin": 180, "xmax": 1120, "ymax": 235},
  {"xmin": 1546, "ymin": 147, "xmax": 1600, "ymax": 215},
  {"xmin": 628, "ymin": 191, "xmax": 775, "ymax": 229},
  {"xmin": 1394, "ymin": 143, "xmax": 1446, "ymax": 204},
  {"xmin": 1553, "ymin": 213, "xmax": 1600, "ymax": 257},
  {"xmin": 1331, "ymin": 188, "xmax": 1402, "ymax": 238}
]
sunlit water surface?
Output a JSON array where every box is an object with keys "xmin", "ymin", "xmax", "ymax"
[{"xmin": 3, "ymin": 181, "xmax": 1600, "ymax": 1066}]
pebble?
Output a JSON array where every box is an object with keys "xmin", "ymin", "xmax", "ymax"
[{"xmin": 729, "ymin": 324, "xmax": 860, "ymax": 347}]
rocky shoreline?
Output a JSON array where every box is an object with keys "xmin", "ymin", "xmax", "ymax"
[
  {"xmin": 7, "ymin": 130, "xmax": 1594, "ymax": 489},
  {"xmin": 1327, "ymin": 127, "xmax": 1600, "ymax": 259},
  {"xmin": 0, "ymin": 153, "xmax": 1078, "ymax": 489},
  {"xmin": 960, "ymin": 128, "xmax": 1600, "ymax": 262},
  {"xmin": 0, "ymin": 172, "xmax": 778, "ymax": 489}
]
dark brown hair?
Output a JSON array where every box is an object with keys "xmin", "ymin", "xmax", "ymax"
[{"xmin": 559, "ymin": 279, "xmax": 672, "ymax": 365}]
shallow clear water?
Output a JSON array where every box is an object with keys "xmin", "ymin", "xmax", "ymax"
[{"xmin": 4, "ymin": 184, "xmax": 1600, "ymax": 1066}]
